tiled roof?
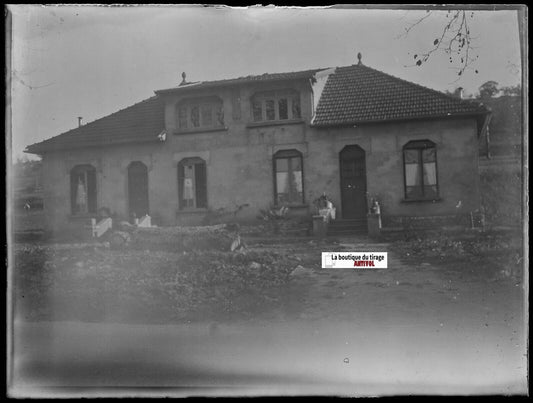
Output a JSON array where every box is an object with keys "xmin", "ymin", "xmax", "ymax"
[
  {"xmin": 26, "ymin": 63, "xmax": 491, "ymax": 154},
  {"xmin": 25, "ymin": 96, "xmax": 165, "ymax": 154},
  {"xmin": 312, "ymin": 64, "xmax": 489, "ymax": 126},
  {"xmin": 155, "ymin": 68, "xmax": 327, "ymax": 94}
]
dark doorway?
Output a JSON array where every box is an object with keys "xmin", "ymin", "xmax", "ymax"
[
  {"xmin": 339, "ymin": 145, "xmax": 367, "ymax": 219},
  {"xmin": 128, "ymin": 161, "xmax": 149, "ymax": 219}
]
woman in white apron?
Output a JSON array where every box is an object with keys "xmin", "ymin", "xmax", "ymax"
[{"xmin": 76, "ymin": 177, "xmax": 88, "ymax": 213}]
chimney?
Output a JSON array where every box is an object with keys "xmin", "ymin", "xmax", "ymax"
[
  {"xmin": 457, "ymin": 87, "xmax": 464, "ymax": 99},
  {"xmin": 78, "ymin": 117, "xmax": 83, "ymax": 127}
]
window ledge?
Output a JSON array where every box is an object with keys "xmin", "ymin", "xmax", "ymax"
[
  {"xmin": 174, "ymin": 127, "xmax": 228, "ymax": 135},
  {"xmin": 68, "ymin": 213, "xmax": 96, "ymax": 220},
  {"xmin": 176, "ymin": 208, "xmax": 208, "ymax": 214},
  {"xmin": 246, "ymin": 119, "xmax": 305, "ymax": 128},
  {"xmin": 274, "ymin": 203, "xmax": 308, "ymax": 209},
  {"xmin": 401, "ymin": 198, "xmax": 442, "ymax": 203}
]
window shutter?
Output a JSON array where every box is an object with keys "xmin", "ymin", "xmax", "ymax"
[
  {"xmin": 177, "ymin": 164, "xmax": 185, "ymax": 209},
  {"xmin": 195, "ymin": 163, "xmax": 207, "ymax": 208}
]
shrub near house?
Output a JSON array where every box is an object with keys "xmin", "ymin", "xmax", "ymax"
[{"xmin": 14, "ymin": 243, "xmax": 298, "ymax": 322}]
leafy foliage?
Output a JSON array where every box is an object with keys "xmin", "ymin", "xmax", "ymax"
[
  {"xmin": 128, "ymin": 224, "xmax": 238, "ymax": 252},
  {"xmin": 201, "ymin": 203, "xmax": 250, "ymax": 225},
  {"xmin": 479, "ymin": 80, "xmax": 500, "ymax": 99},
  {"xmin": 13, "ymin": 244, "xmax": 298, "ymax": 323},
  {"xmin": 500, "ymin": 84, "xmax": 521, "ymax": 96},
  {"xmin": 388, "ymin": 230, "xmax": 523, "ymax": 280},
  {"xmin": 480, "ymin": 169, "xmax": 522, "ymax": 226}
]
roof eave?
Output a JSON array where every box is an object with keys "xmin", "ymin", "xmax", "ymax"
[
  {"xmin": 25, "ymin": 137, "xmax": 161, "ymax": 155},
  {"xmin": 310, "ymin": 110, "xmax": 490, "ymax": 128}
]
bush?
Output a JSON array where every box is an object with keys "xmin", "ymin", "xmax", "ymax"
[
  {"xmin": 13, "ymin": 244, "xmax": 297, "ymax": 322},
  {"xmin": 169, "ymin": 250, "xmax": 296, "ymax": 319},
  {"xmin": 480, "ymin": 169, "xmax": 522, "ymax": 226},
  {"xmin": 389, "ymin": 230, "xmax": 523, "ymax": 262},
  {"xmin": 128, "ymin": 224, "xmax": 239, "ymax": 252}
]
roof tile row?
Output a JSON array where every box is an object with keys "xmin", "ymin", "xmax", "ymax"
[{"xmin": 312, "ymin": 64, "xmax": 488, "ymax": 126}]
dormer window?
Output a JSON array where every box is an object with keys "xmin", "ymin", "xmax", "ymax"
[
  {"xmin": 251, "ymin": 90, "xmax": 301, "ymax": 122},
  {"xmin": 176, "ymin": 97, "xmax": 224, "ymax": 131}
]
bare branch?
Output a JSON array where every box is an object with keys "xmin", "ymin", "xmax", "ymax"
[
  {"xmin": 401, "ymin": 10, "xmax": 479, "ymax": 77},
  {"xmin": 12, "ymin": 70, "xmax": 54, "ymax": 90},
  {"xmin": 396, "ymin": 11, "xmax": 433, "ymax": 39}
]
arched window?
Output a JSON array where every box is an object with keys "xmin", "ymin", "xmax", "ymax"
[
  {"xmin": 176, "ymin": 97, "xmax": 224, "ymax": 131},
  {"xmin": 273, "ymin": 150, "xmax": 304, "ymax": 205},
  {"xmin": 70, "ymin": 164, "xmax": 97, "ymax": 214},
  {"xmin": 251, "ymin": 90, "xmax": 301, "ymax": 123},
  {"xmin": 403, "ymin": 140, "xmax": 439, "ymax": 200},
  {"xmin": 177, "ymin": 157, "xmax": 207, "ymax": 209}
]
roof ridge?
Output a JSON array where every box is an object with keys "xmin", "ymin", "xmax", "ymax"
[
  {"xmin": 205, "ymin": 67, "xmax": 329, "ymax": 83},
  {"xmin": 155, "ymin": 67, "xmax": 332, "ymax": 93}
]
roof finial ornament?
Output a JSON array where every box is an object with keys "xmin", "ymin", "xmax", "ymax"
[
  {"xmin": 180, "ymin": 71, "xmax": 187, "ymax": 86},
  {"xmin": 357, "ymin": 52, "xmax": 362, "ymax": 65}
]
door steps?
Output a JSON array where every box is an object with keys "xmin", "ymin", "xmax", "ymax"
[{"xmin": 327, "ymin": 218, "xmax": 367, "ymax": 236}]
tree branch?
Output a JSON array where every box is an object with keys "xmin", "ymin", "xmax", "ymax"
[{"xmin": 402, "ymin": 10, "xmax": 479, "ymax": 77}]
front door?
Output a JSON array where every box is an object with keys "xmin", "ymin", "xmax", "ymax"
[
  {"xmin": 128, "ymin": 161, "xmax": 149, "ymax": 219},
  {"xmin": 340, "ymin": 145, "xmax": 367, "ymax": 219}
]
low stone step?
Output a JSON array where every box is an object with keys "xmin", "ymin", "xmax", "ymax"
[
  {"xmin": 329, "ymin": 222, "xmax": 366, "ymax": 228},
  {"xmin": 327, "ymin": 228, "xmax": 367, "ymax": 235},
  {"xmin": 326, "ymin": 219, "xmax": 368, "ymax": 235},
  {"xmin": 329, "ymin": 219, "xmax": 367, "ymax": 224}
]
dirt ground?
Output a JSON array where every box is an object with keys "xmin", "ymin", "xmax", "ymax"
[{"xmin": 9, "ymin": 234, "xmax": 528, "ymax": 397}]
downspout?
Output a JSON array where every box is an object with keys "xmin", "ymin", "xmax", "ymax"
[
  {"xmin": 486, "ymin": 122, "xmax": 491, "ymax": 159},
  {"xmin": 480, "ymin": 112, "xmax": 492, "ymax": 159},
  {"xmin": 308, "ymin": 77, "xmax": 315, "ymax": 126}
]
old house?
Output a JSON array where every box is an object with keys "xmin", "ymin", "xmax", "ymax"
[{"xmin": 26, "ymin": 56, "xmax": 490, "ymax": 234}]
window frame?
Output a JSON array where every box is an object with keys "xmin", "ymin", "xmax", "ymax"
[
  {"xmin": 402, "ymin": 140, "xmax": 440, "ymax": 201},
  {"xmin": 272, "ymin": 149, "xmax": 305, "ymax": 206},
  {"xmin": 70, "ymin": 164, "xmax": 97, "ymax": 215},
  {"xmin": 251, "ymin": 90, "xmax": 302, "ymax": 123},
  {"xmin": 176, "ymin": 97, "xmax": 224, "ymax": 132},
  {"xmin": 177, "ymin": 157, "xmax": 207, "ymax": 210}
]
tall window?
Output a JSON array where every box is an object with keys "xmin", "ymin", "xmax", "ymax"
[
  {"xmin": 178, "ymin": 158, "xmax": 207, "ymax": 209},
  {"xmin": 403, "ymin": 140, "xmax": 439, "ymax": 200},
  {"xmin": 70, "ymin": 164, "xmax": 97, "ymax": 214},
  {"xmin": 274, "ymin": 150, "xmax": 304, "ymax": 205},
  {"xmin": 176, "ymin": 97, "xmax": 224, "ymax": 131},
  {"xmin": 251, "ymin": 90, "xmax": 301, "ymax": 123}
]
